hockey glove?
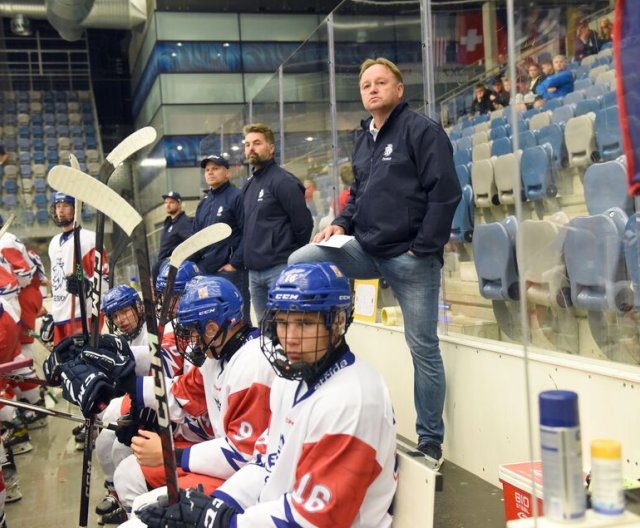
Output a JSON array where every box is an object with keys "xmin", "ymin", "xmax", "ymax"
[
  {"xmin": 65, "ymin": 274, "xmax": 92, "ymax": 296},
  {"xmin": 81, "ymin": 336, "xmax": 136, "ymax": 395},
  {"xmin": 59, "ymin": 358, "xmax": 114, "ymax": 416},
  {"xmin": 39, "ymin": 313, "xmax": 54, "ymax": 344},
  {"xmin": 136, "ymin": 486, "xmax": 236, "ymax": 528},
  {"xmin": 115, "ymin": 407, "xmax": 159, "ymax": 447},
  {"xmin": 43, "ymin": 334, "xmax": 86, "ymax": 385}
]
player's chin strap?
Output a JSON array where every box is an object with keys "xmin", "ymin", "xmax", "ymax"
[{"xmin": 207, "ymin": 322, "xmax": 253, "ymax": 362}]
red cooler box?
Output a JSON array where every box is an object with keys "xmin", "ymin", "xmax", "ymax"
[{"xmin": 499, "ymin": 461, "xmax": 544, "ymax": 521}]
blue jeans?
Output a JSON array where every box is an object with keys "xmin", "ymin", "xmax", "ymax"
[
  {"xmin": 215, "ymin": 269, "xmax": 252, "ymax": 326},
  {"xmin": 289, "ymin": 240, "xmax": 445, "ymax": 446},
  {"xmin": 249, "ymin": 264, "xmax": 288, "ymax": 323}
]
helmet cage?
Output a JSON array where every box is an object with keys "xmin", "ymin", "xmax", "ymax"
[
  {"xmin": 105, "ymin": 299, "xmax": 145, "ymax": 340},
  {"xmin": 174, "ymin": 319, "xmax": 230, "ymax": 366}
]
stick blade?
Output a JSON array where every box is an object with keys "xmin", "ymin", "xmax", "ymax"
[
  {"xmin": 169, "ymin": 223, "xmax": 232, "ymax": 268},
  {"xmin": 47, "ymin": 166, "xmax": 143, "ymax": 236},
  {"xmin": 69, "ymin": 153, "xmax": 84, "ymax": 225},
  {"xmin": 106, "ymin": 127, "xmax": 157, "ymax": 168}
]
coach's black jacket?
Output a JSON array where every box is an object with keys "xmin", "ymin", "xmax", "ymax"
[
  {"xmin": 158, "ymin": 211, "xmax": 193, "ymax": 261},
  {"xmin": 333, "ymin": 102, "xmax": 461, "ymax": 265},
  {"xmin": 242, "ymin": 159, "xmax": 312, "ymax": 271},
  {"xmin": 192, "ymin": 181, "xmax": 244, "ymax": 273}
]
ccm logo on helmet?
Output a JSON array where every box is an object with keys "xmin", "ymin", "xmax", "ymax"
[{"xmin": 274, "ymin": 293, "xmax": 300, "ymax": 300}]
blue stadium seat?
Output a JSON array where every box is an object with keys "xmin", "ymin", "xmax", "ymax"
[
  {"xmin": 449, "ymin": 130, "xmax": 462, "ymax": 141},
  {"xmin": 73, "ymin": 151, "xmax": 86, "ymax": 163},
  {"xmin": 575, "ymin": 98, "xmax": 601, "ymax": 117},
  {"xmin": 551, "ymin": 104, "xmax": 576, "ymax": 125},
  {"xmin": 456, "ymin": 136, "xmax": 473, "ymax": 151},
  {"xmin": 19, "ymin": 165, "xmax": 32, "ymax": 178},
  {"xmin": 521, "ymin": 144, "xmax": 556, "ymax": 201},
  {"xmin": 563, "ymin": 91, "xmax": 586, "ymax": 105},
  {"xmin": 522, "ymin": 107, "xmax": 541, "ymax": 120},
  {"xmin": 21, "ymin": 209, "xmax": 35, "ymax": 226},
  {"xmin": 54, "ymin": 102, "xmax": 67, "ymax": 113},
  {"xmin": 595, "ymin": 106, "xmax": 622, "ymax": 161},
  {"xmin": 473, "ymin": 216, "xmax": 519, "ymax": 301},
  {"xmin": 57, "ymin": 124, "xmax": 70, "ymax": 136},
  {"xmin": 43, "ymin": 113, "xmax": 55, "ymax": 126},
  {"xmin": 518, "ymin": 130, "xmax": 537, "ymax": 150},
  {"xmin": 584, "ymin": 160, "xmax": 633, "ymax": 216},
  {"xmin": 4, "ymin": 179, "xmax": 18, "ymax": 193},
  {"xmin": 17, "ymin": 138, "xmax": 31, "ymax": 150},
  {"xmin": 45, "ymin": 137, "xmax": 57, "ymax": 150},
  {"xmin": 71, "ymin": 137, "xmax": 85, "ymax": 150},
  {"xmin": 622, "ymin": 214, "xmax": 640, "ymax": 308},
  {"xmin": 455, "ymin": 164, "xmax": 470, "ymax": 187},
  {"xmin": 490, "ymin": 116, "xmax": 506, "ymax": 130},
  {"xmin": 46, "ymin": 151, "xmax": 58, "ymax": 164},
  {"xmin": 32, "ymin": 138, "xmax": 45, "ymax": 151},
  {"xmin": 81, "ymin": 207, "xmax": 95, "ymax": 223},
  {"xmin": 537, "ymin": 124, "xmax": 566, "ymax": 168},
  {"xmin": 453, "ymin": 148, "xmax": 472, "ymax": 167},
  {"xmin": 574, "ymin": 64, "xmax": 591, "ymax": 79},
  {"xmin": 55, "ymin": 113, "xmax": 68, "ymax": 125},
  {"xmin": 16, "ymin": 92, "xmax": 28, "ymax": 103},
  {"xmin": 53, "ymin": 91, "xmax": 66, "ymax": 102},
  {"xmin": 3, "ymin": 193, "xmax": 17, "ymax": 209},
  {"xmin": 85, "ymin": 136, "xmax": 98, "ymax": 149},
  {"xmin": 31, "ymin": 114, "xmax": 43, "ymax": 126},
  {"xmin": 31, "ymin": 125, "xmax": 44, "ymax": 138},
  {"xmin": 600, "ymin": 90, "xmax": 617, "ymax": 108},
  {"xmin": 450, "ymin": 185, "xmax": 475, "ymax": 243},
  {"xmin": 462, "ymin": 126, "xmax": 475, "ymax": 137},
  {"xmin": 585, "ymin": 83, "xmax": 609, "ymax": 99},
  {"xmin": 18, "ymin": 126, "xmax": 30, "ymax": 139},
  {"xmin": 35, "ymin": 209, "xmax": 49, "ymax": 225},
  {"xmin": 84, "ymin": 124, "xmax": 96, "ymax": 136},
  {"xmin": 33, "ymin": 178, "xmax": 47, "ymax": 193},
  {"xmin": 574, "ymin": 78, "xmax": 593, "ymax": 91},
  {"xmin": 543, "ymin": 98, "xmax": 565, "ymax": 111},
  {"xmin": 18, "ymin": 151, "xmax": 30, "ymax": 164},
  {"xmin": 33, "ymin": 151, "xmax": 45, "ymax": 164},
  {"xmin": 70, "ymin": 124, "xmax": 83, "ymax": 137},
  {"xmin": 490, "ymin": 125, "xmax": 509, "ymax": 140},
  {"xmin": 17, "ymin": 102, "xmax": 29, "ymax": 113},
  {"xmin": 564, "ymin": 208, "xmax": 631, "ymax": 311},
  {"xmin": 491, "ymin": 137, "xmax": 513, "ymax": 157},
  {"xmin": 42, "ymin": 91, "xmax": 54, "ymax": 102},
  {"xmin": 34, "ymin": 192, "xmax": 48, "ymax": 209},
  {"xmin": 82, "ymin": 113, "xmax": 93, "ymax": 125}
]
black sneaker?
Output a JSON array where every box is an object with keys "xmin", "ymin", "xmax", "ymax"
[
  {"xmin": 418, "ymin": 442, "xmax": 444, "ymax": 471},
  {"xmin": 96, "ymin": 494, "xmax": 120, "ymax": 515},
  {"xmin": 99, "ymin": 506, "xmax": 128, "ymax": 525}
]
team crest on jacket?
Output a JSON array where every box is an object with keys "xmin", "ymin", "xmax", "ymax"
[
  {"xmin": 217, "ymin": 206, "xmax": 223, "ymax": 217},
  {"xmin": 382, "ymin": 144, "xmax": 393, "ymax": 160},
  {"xmin": 258, "ymin": 189, "xmax": 264, "ymax": 202}
]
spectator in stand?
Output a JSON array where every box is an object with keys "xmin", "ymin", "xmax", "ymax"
[
  {"xmin": 527, "ymin": 63, "xmax": 546, "ymax": 94},
  {"xmin": 241, "ymin": 123, "xmax": 313, "ymax": 321},
  {"xmin": 0, "ymin": 145, "xmax": 8, "ymax": 166},
  {"xmin": 151, "ymin": 191, "xmax": 192, "ymax": 283},
  {"xmin": 598, "ymin": 17, "xmax": 612, "ymax": 46},
  {"xmin": 490, "ymin": 77, "xmax": 510, "ymax": 108},
  {"xmin": 574, "ymin": 20, "xmax": 601, "ymax": 61},
  {"xmin": 535, "ymin": 54, "xmax": 574, "ymax": 102},
  {"xmin": 303, "ymin": 177, "xmax": 324, "ymax": 219},
  {"xmin": 470, "ymin": 83, "xmax": 495, "ymax": 115},
  {"xmin": 338, "ymin": 163, "xmax": 353, "ymax": 214}
]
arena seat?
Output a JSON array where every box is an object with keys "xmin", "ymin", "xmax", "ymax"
[
  {"xmin": 574, "ymin": 78, "xmax": 593, "ymax": 92},
  {"xmin": 453, "ymin": 148, "xmax": 471, "ymax": 166},
  {"xmin": 21, "ymin": 178, "xmax": 33, "ymax": 193},
  {"xmin": 33, "ymin": 178, "xmax": 47, "ymax": 193},
  {"xmin": 564, "ymin": 208, "xmax": 631, "ymax": 311},
  {"xmin": 518, "ymin": 130, "xmax": 537, "ymax": 150},
  {"xmin": 493, "ymin": 151, "xmax": 522, "ymax": 204},
  {"xmin": 4, "ymin": 179, "xmax": 18, "ymax": 193},
  {"xmin": 522, "ymin": 107, "xmax": 541, "ymax": 120},
  {"xmin": 551, "ymin": 104, "xmax": 576, "ymax": 125},
  {"xmin": 622, "ymin": 214, "xmax": 640, "ymax": 308},
  {"xmin": 595, "ymin": 105, "xmax": 622, "ymax": 161},
  {"xmin": 462, "ymin": 126, "xmax": 475, "ymax": 137},
  {"xmin": 19, "ymin": 164, "xmax": 32, "ymax": 178},
  {"xmin": 470, "ymin": 159, "xmax": 496, "ymax": 208},
  {"xmin": 521, "ymin": 144, "xmax": 557, "ymax": 201},
  {"xmin": 563, "ymin": 91, "xmax": 585, "ymax": 106},
  {"xmin": 3, "ymin": 192, "xmax": 17, "ymax": 209},
  {"xmin": 584, "ymin": 159, "xmax": 633, "ymax": 216},
  {"xmin": 585, "ymin": 83, "xmax": 609, "ymax": 99},
  {"xmin": 21, "ymin": 209, "xmax": 35, "ymax": 226},
  {"xmin": 33, "ymin": 192, "xmax": 48, "ymax": 209},
  {"xmin": 575, "ymin": 98, "xmax": 601, "ymax": 117},
  {"xmin": 86, "ymin": 149, "xmax": 100, "ymax": 163},
  {"xmin": 472, "ymin": 130, "xmax": 489, "ymax": 146},
  {"xmin": 491, "ymin": 137, "xmax": 512, "ymax": 157},
  {"xmin": 450, "ymin": 184, "xmax": 474, "ymax": 242},
  {"xmin": 473, "ymin": 215, "xmax": 519, "ymax": 301},
  {"xmin": 81, "ymin": 206, "xmax": 95, "ymax": 223},
  {"xmin": 455, "ymin": 164, "xmax": 470, "ymax": 187},
  {"xmin": 581, "ymin": 54, "xmax": 598, "ymax": 67},
  {"xmin": 32, "ymin": 164, "xmax": 46, "ymax": 179},
  {"xmin": 474, "ymin": 121, "xmax": 490, "ymax": 134},
  {"xmin": 589, "ymin": 64, "xmax": 610, "ymax": 83},
  {"xmin": 35, "ymin": 209, "xmax": 49, "ymax": 225},
  {"xmin": 529, "ymin": 111, "xmax": 552, "ymax": 131},
  {"xmin": 490, "ymin": 125, "xmax": 509, "ymax": 141},
  {"xmin": 490, "ymin": 115, "xmax": 506, "ymax": 129},
  {"xmin": 87, "ymin": 162, "xmax": 101, "ymax": 176},
  {"xmin": 85, "ymin": 136, "xmax": 98, "ymax": 149},
  {"xmin": 542, "ymin": 98, "xmax": 565, "ymax": 111},
  {"xmin": 57, "ymin": 137, "xmax": 71, "ymax": 150},
  {"xmin": 17, "ymin": 137, "xmax": 31, "ymax": 150},
  {"xmin": 600, "ymin": 90, "xmax": 618, "ymax": 108},
  {"xmin": 3, "ymin": 165, "xmax": 17, "ymax": 179},
  {"xmin": 595, "ymin": 70, "xmax": 616, "ymax": 90},
  {"xmin": 456, "ymin": 136, "xmax": 472, "ymax": 151},
  {"xmin": 518, "ymin": 211, "xmax": 570, "ymax": 308},
  {"xmin": 565, "ymin": 113, "xmax": 597, "ymax": 167},
  {"xmin": 537, "ymin": 124, "xmax": 566, "ymax": 169},
  {"xmin": 472, "ymin": 142, "xmax": 492, "ymax": 162}
]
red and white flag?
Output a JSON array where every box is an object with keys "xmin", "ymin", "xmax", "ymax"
[{"xmin": 457, "ymin": 11, "xmax": 484, "ymax": 64}]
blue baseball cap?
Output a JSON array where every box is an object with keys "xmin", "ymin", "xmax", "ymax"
[
  {"xmin": 162, "ymin": 191, "xmax": 182, "ymax": 202},
  {"xmin": 200, "ymin": 155, "xmax": 229, "ymax": 169}
]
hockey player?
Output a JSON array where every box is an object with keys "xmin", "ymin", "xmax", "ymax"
[
  {"xmin": 47, "ymin": 192, "xmax": 107, "ymax": 345},
  {"xmin": 111, "ymin": 275, "xmax": 274, "ymax": 518},
  {"xmin": 129, "ymin": 261, "xmax": 397, "ymax": 528}
]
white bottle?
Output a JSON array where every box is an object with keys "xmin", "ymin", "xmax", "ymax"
[{"xmin": 591, "ymin": 439, "xmax": 625, "ymax": 516}]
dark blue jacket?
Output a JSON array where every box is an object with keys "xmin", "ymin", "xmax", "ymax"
[
  {"xmin": 192, "ymin": 182, "xmax": 244, "ymax": 273},
  {"xmin": 334, "ymin": 102, "xmax": 461, "ymax": 264},
  {"xmin": 242, "ymin": 160, "xmax": 313, "ymax": 271},
  {"xmin": 157, "ymin": 211, "xmax": 193, "ymax": 261}
]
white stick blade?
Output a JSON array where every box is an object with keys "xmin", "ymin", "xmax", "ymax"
[
  {"xmin": 169, "ymin": 223, "xmax": 232, "ymax": 268},
  {"xmin": 69, "ymin": 153, "xmax": 84, "ymax": 225},
  {"xmin": 106, "ymin": 127, "xmax": 157, "ymax": 167},
  {"xmin": 48, "ymin": 166, "xmax": 143, "ymax": 236},
  {"xmin": 0, "ymin": 213, "xmax": 16, "ymax": 240}
]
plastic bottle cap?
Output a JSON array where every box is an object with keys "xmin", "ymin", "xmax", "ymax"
[
  {"xmin": 539, "ymin": 390, "xmax": 580, "ymax": 427},
  {"xmin": 591, "ymin": 439, "xmax": 621, "ymax": 459}
]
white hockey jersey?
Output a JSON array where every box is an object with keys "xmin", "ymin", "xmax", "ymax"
[
  {"xmin": 48, "ymin": 228, "xmax": 108, "ymax": 324},
  {"xmin": 214, "ymin": 346, "xmax": 397, "ymax": 528},
  {"xmin": 0, "ymin": 232, "xmax": 35, "ymax": 288},
  {"xmin": 136, "ymin": 331, "xmax": 274, "ymax": 479}
]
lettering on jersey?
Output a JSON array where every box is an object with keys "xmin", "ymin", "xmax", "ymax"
[
  {"xmin": 258, "ymin": 189, "xmax": 264, "ymax": 202},
  {"xmin": 214, "ymin": 396, "xmax": 221, "ymax": 411},
  {"xmin": 220, "ymin": 441, "xmax": 245, "ymax": 471},
  {"xmin": 232, "ymin": 421, "xmax": 253, "ymax": 441},
  {"xmin": 266, "ymin": 434, "xmax": 285, "ymax": 470},
  {"xmin": 313, "ymin": 351, "xmax": 355, "ymax": 390},
  {"xmin": 292, "ymin": 473, "xmax": 332, "ymax": 513},
  {"xmin": 382, "ymin": 143, "xmax": 393, "ymax": 160}
]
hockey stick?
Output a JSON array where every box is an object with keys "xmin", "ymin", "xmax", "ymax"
[
  {"xmin": 0, "ymin": 357, "xmax": 33, "ymax": 373},
  {"xmin": 0, "ymin": 396, "xmax": 124, "ymax": 431},
  {"xmin": 0, "ymin": 213, "xmax": 16, "ymax": 240},
  {"xmin": 47, "ymin": 164, "xmax": 144, "ymax": 528},
  {"xmin": 158, "ymin": 223, "xmax": 232, "ymax": 328}
]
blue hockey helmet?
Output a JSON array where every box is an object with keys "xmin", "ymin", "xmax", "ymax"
[
  {"xmin": 102, "ymin": 284, "xmax": 145, "ymax": 339},
  {"xmin": 50, "ymin": 192, "xmax": 75, "ymax": 227},
  {"xmin": 155, "ymin": 260, "xmax": 200, "ymax": 318},
  {"xmin": 175, "ymin": 276, "xmax": 244, "ymax": 365},
  {"xmin": 260, "ymin": 262, "xmax": 353, "ymax": 383}
]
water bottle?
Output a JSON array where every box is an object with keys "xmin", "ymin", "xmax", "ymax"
[{"xmin": 539, "ymin": 390, "xmax": 586, "ymax": 522}]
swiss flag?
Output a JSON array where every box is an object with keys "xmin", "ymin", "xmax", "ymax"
[{"xmin": 457, "ymin": 11, "xmax": 484, "ymax": 64}]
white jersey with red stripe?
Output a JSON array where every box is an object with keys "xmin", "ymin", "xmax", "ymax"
[
  {"xmin": 159, "ymin": 321, "xmax": 186, "ymax": 378},
  {"xmin": 136, "ymin": 329, "xmax": 274, "ymax": 479},
  {"xmin": 0, "ymin": 232, "xmax": 35, "ymax": 289},
  {"xmin": 0, "ymin": 258, "xmax": 20, "ymax": 322},
  {"xmin": 48, "ymin": 228, "xmax": 107, "ymax": 324},
  {"xmin": 214, "ymin": 345, "xmax": 397, "ymax": 528}
]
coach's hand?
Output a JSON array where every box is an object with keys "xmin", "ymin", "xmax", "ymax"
[{"xmin": 312, "ymin": 224, "xmax": 345, "ymax": 243}]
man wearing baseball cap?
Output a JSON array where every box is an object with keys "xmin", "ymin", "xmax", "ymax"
[
  {"xmin": 152, "ymin": 190, "xmax": 193, "ymax": 282},
  {"xmin": 191, "ymin": 154, "xmax": 251, "ymax": 323}
]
